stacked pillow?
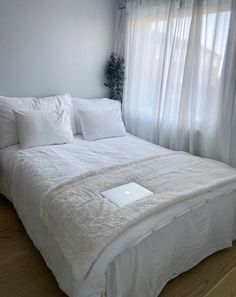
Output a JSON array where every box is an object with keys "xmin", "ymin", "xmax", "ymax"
[
  {"xmin": 0, "ymin": 96, "xmax": 35, "ymax": 148},
  {"xmin": 14, "ymin": 109, "xmax": 74, "ymax": 149},
  {"xmin": 0, "ymin": 94, "xmax": 74, "ymax": 149},
  {"xmin": 34, "ymin": 94, "xmax": 76, "ymax": 135},
  {"xmin": 73, "ymin": 98, "xmax": 126, "ymax": 140},
  {"xmin": 0, "ymin": 95, "xmax": 126, "ymax": 149}
]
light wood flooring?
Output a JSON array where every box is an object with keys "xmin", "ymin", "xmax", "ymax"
[{"xmin": 1, "ymin": 195, "xmax": 236, "ymax": 297}]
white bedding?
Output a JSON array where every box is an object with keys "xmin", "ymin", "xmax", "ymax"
[
  {"xmin": 0, "ymin": 134, "xmax": 236, "ymax": 297},
  {"xmin": 0, "ymin": 134, "xmax": 170, "ymax": 202}
]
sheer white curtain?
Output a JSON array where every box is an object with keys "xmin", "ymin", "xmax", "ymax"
[{"xmin": 123, "ymin": 0, "xmax": 236, "ymax": 166}]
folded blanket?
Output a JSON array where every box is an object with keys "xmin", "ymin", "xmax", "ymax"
[{"xmin": 39, "ymin": 152, "xmax": 236, "ymax": 283}]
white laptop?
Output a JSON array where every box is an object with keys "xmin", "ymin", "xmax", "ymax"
[{"xmin": 101, "ymin": 182, "xmax": 153, "ymax": 207}]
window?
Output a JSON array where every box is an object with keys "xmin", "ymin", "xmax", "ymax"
[{"xmin": 124, "ymin": 0, "xmax": 232, "ymax": 146}]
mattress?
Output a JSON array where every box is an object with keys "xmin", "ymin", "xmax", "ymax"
[{"xmin": 0, "ymin": 134, "xmax": 236, "ymax": 297}]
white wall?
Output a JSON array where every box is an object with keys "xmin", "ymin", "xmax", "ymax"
[{"xmin": 0, "ymin": 0, "xmax": 117, "ymax": 98}]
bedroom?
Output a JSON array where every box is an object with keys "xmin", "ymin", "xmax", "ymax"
[{"xmin": 0, "ymin": 0, "xmax": 236, "ymax": 297}]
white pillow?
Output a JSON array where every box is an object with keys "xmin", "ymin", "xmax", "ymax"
[
  {"xmin": 0, "ymin": 94, "xmax": 75, "ymax": 149},
  {"xmin": 72, "ymin": 98, "xmax": 121, "ymax": 135},
  {"xmin": 36, "ymin": 94, "xmax": 76, "ymax": 135},
  {"xmin": 0, "ymin": 96, "xmax": 35, "ymax": 149},
  {"xmin": 14, "ymin": 110, "xmax": 74, "ymax": 149},
  {"xmin": 78, "ymin": 108, "xmax": 126, "ymax": 141}
]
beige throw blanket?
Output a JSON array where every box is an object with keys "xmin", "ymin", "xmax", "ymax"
[{"xmin": 39, "ymin": 153, "xmax": 236, "ymax": 282}]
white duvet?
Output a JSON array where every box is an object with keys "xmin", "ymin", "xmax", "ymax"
[{"xmin": 1, "ymin": 134, "xmax": 236, "ymax": 297}]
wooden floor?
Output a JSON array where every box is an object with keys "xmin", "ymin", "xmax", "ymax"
[{"xmin": 1, "ymin": 196, "xmax": 236, "ymax": 297}]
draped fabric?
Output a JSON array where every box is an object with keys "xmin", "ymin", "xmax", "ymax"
[
  {"xmin": 122, "ymin": 0, "xmax": 236, "ymax": 167},
  {"xmin": 114, "ymin": 1, "xmax": 127, "ymax": 56}
]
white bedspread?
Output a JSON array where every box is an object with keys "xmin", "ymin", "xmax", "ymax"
[
  {"xmin": 1, "ymin": 134, "xmax": 236, "ymax": 297},
  {"xmin": 40, "ymin": 152, "xmax": 236, "ymax": 283}
]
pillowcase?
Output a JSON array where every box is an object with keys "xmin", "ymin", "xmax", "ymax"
[
  {"xmin": 78, "ymin": 108, "xmax": 126, "ymax": 141},
  {"xmin": 36, "ymin": 94, "xmax": 76, "ymax": 135},
  {"xmin": 14, "ymin": 110, "xmax": 74, "ymax": 149},
  {"xmin": 0, "ymin": 94, "xmax": 75, "ymax": 149},
  {"xmin": 0, "ymin": 96, "xmax": 35, "ymax": 149},
  {"xmin": 72, "ymin": 98, "xmax": 121, "ymax": 135}
]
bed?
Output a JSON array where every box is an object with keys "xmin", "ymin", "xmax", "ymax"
[
  {"xmin": 1, "ymin": 95, "xmax": 236, "ymax": 297},
  {"xmin": 0, "ymin": 133, "xmax": 236, "ymax": 297}
]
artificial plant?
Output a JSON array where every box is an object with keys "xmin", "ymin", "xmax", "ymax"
[{"xmin": 104, "ymin": 53, "xmax": 125, "ymax": 102}]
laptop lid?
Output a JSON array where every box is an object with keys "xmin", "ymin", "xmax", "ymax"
[{"xmin": 101, "ymin": 182, "xmax": 153, "ymax": 207}]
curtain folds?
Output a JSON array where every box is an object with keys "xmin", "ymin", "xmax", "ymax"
[
  {"xmin": 114, "ymin": 1, "xmax": 127, "ymax": 56},
  {"xmin": 122, "ymin": 0, "xmax": 236, "ymax": 167}
]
